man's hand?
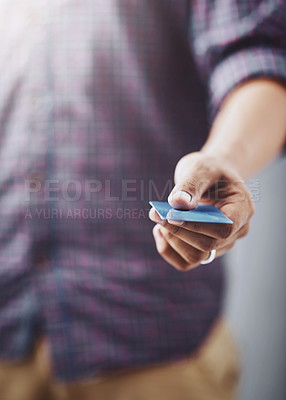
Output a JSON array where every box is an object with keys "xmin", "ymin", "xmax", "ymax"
[
  {"xmin": 150, "ymin": 80, "xmax": 286, "ymax": 271},
  {"xmin": 149, "ymin": 152, "xmax": 255, "ymax": 271}
]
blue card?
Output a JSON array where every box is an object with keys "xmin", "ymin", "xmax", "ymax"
[{"xmin": 149, "ymin": 201, "xmax": 233, "ymax": 224}]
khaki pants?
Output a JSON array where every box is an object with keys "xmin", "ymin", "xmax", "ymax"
[{"xmin": 0, "ymin": 319, "xmax": 240, "ymax": 400}]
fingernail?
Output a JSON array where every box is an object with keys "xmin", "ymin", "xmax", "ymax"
[
  {"xmin": 167, "ymin": 220, "xmax": 184, "ymax": 226},
  {"xmin": 176, "ymin": 191, "xmax": 192, "ymax": 203},
  {"xmin": 169, "ymin": 191, "xmax": 192, "ymax": 204}
]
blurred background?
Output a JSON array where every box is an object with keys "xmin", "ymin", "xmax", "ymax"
[{"xmin": 224, "ymin": 156, "xmax": 286, "ymax": 400}]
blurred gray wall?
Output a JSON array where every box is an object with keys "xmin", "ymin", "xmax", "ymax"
[{"xmin": 224, "ymin": 157, "xmax": 286, "ymax": 400}]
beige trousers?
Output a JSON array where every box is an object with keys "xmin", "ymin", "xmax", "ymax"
[{"xmin": 0, "ymin": 319, "xmax": 240, "ymax": 400}]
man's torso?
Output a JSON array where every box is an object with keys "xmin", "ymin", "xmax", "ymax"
[{"xmin": 0, "ymin": 0, "xmax": 224, "ymax": 381}]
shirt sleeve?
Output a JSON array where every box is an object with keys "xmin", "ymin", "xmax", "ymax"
[{"xmin": 190, "ymin": 0, "xmax": 286, "ymax": 121}]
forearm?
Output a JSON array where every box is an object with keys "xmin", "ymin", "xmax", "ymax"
[{"xmin": 202, "ymin": 79, "xmax": 286, "ymax": 179}]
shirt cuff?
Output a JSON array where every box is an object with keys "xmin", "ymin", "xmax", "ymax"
[{"xmin": 209, "ymin": 47, "xmax": 286, "ymax": 122}]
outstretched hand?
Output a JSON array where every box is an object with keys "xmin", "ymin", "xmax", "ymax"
[{"xmin": 149, "ymin": 152, "xmax": 255, "ymax": 271}]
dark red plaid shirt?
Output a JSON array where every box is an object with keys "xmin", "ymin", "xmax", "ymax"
[{"xmin": 0, "ymin": 0, "xmax": 285, "ymax": 381}]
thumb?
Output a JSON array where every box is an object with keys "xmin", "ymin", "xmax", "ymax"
[{"xmin": 168, "ymin": 157, "xmax": 220, "ymax": 210}]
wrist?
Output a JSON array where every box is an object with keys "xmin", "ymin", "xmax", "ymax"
[
  {"xmin": 200, "ymin": 142, "xmax": 247, "ymax": 179},
  {"xmin": 174, "ymin": 151, "xmax": 244, "ymax": 188},
  {"xmin": 202, "ymin": 79, "xmax": 286, "ymax": 179}
]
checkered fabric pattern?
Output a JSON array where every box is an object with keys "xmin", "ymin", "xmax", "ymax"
[{"xmin": 0, "ymin": 0, "xmax": 285, "ymax": 381}]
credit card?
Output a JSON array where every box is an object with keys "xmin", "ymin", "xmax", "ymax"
[{"xmin": 149, "ymin": 201, "xmax": 233, "ymax": 224}]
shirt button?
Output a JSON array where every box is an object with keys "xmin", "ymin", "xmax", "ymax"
[
  {"xmin": 34, "ymin": 251, "xmax": 49, "ymax": 269},
  {"xmin": 27, "ymin": 172, "xmax": 45, "ymax": 196}
]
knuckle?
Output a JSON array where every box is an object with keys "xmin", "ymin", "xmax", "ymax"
[
  {"xmin": 217, "ymin": 224, "xmax": 233, "ymax": 239},
  {"xmin": 249, "ymin": 200, "xmax": 255, "ymax": 218},
  {"xmin": 162, "ymin": 230, "xmax": 174, "ymax": 242},
  {"xmin": 157, "ymin": 246, "xmax": 166, "ymax": 256},
  {"xmin": 185, "ymin": 177, "xmax": 200, "ymax": 193},
  {"xmin": 185, "ymin": 253, "xmax": 195, "ymax": 264},
  {"xmin": 239, "ymin": 223, "xmax": 250, "ymax": 238},
  {"xmin": 156, "ymin": 240, "xmax": 168, "ymax": 256},
  {"xmin": 227, "ymin": 241, "xmax": 236, "ymax": 251},
  {"xmin": 186, "ymin": 249, "xmax": 202, "ymax": 265},
  {"xmin": 200, "ymin": 237, "xmax": 217, "ymax": 252},
  {"xmin": 157, "ymin": 245, "xmax": 165, "ymax": 255},
  {"xmin": 188, "ymin": 222, "xmax": 200, "ymax": 233},
  {"xmin": 243, "ymin": 223, "xmax": 250, "ymax": 236},
  {"xmin": 168, "ymin": 224, "xmax": 181, "ymax": 235}
]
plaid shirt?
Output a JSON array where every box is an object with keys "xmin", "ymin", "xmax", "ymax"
[{"xmin": 0, "ymin": 0, "xmax": 285, "ymax": 382}]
